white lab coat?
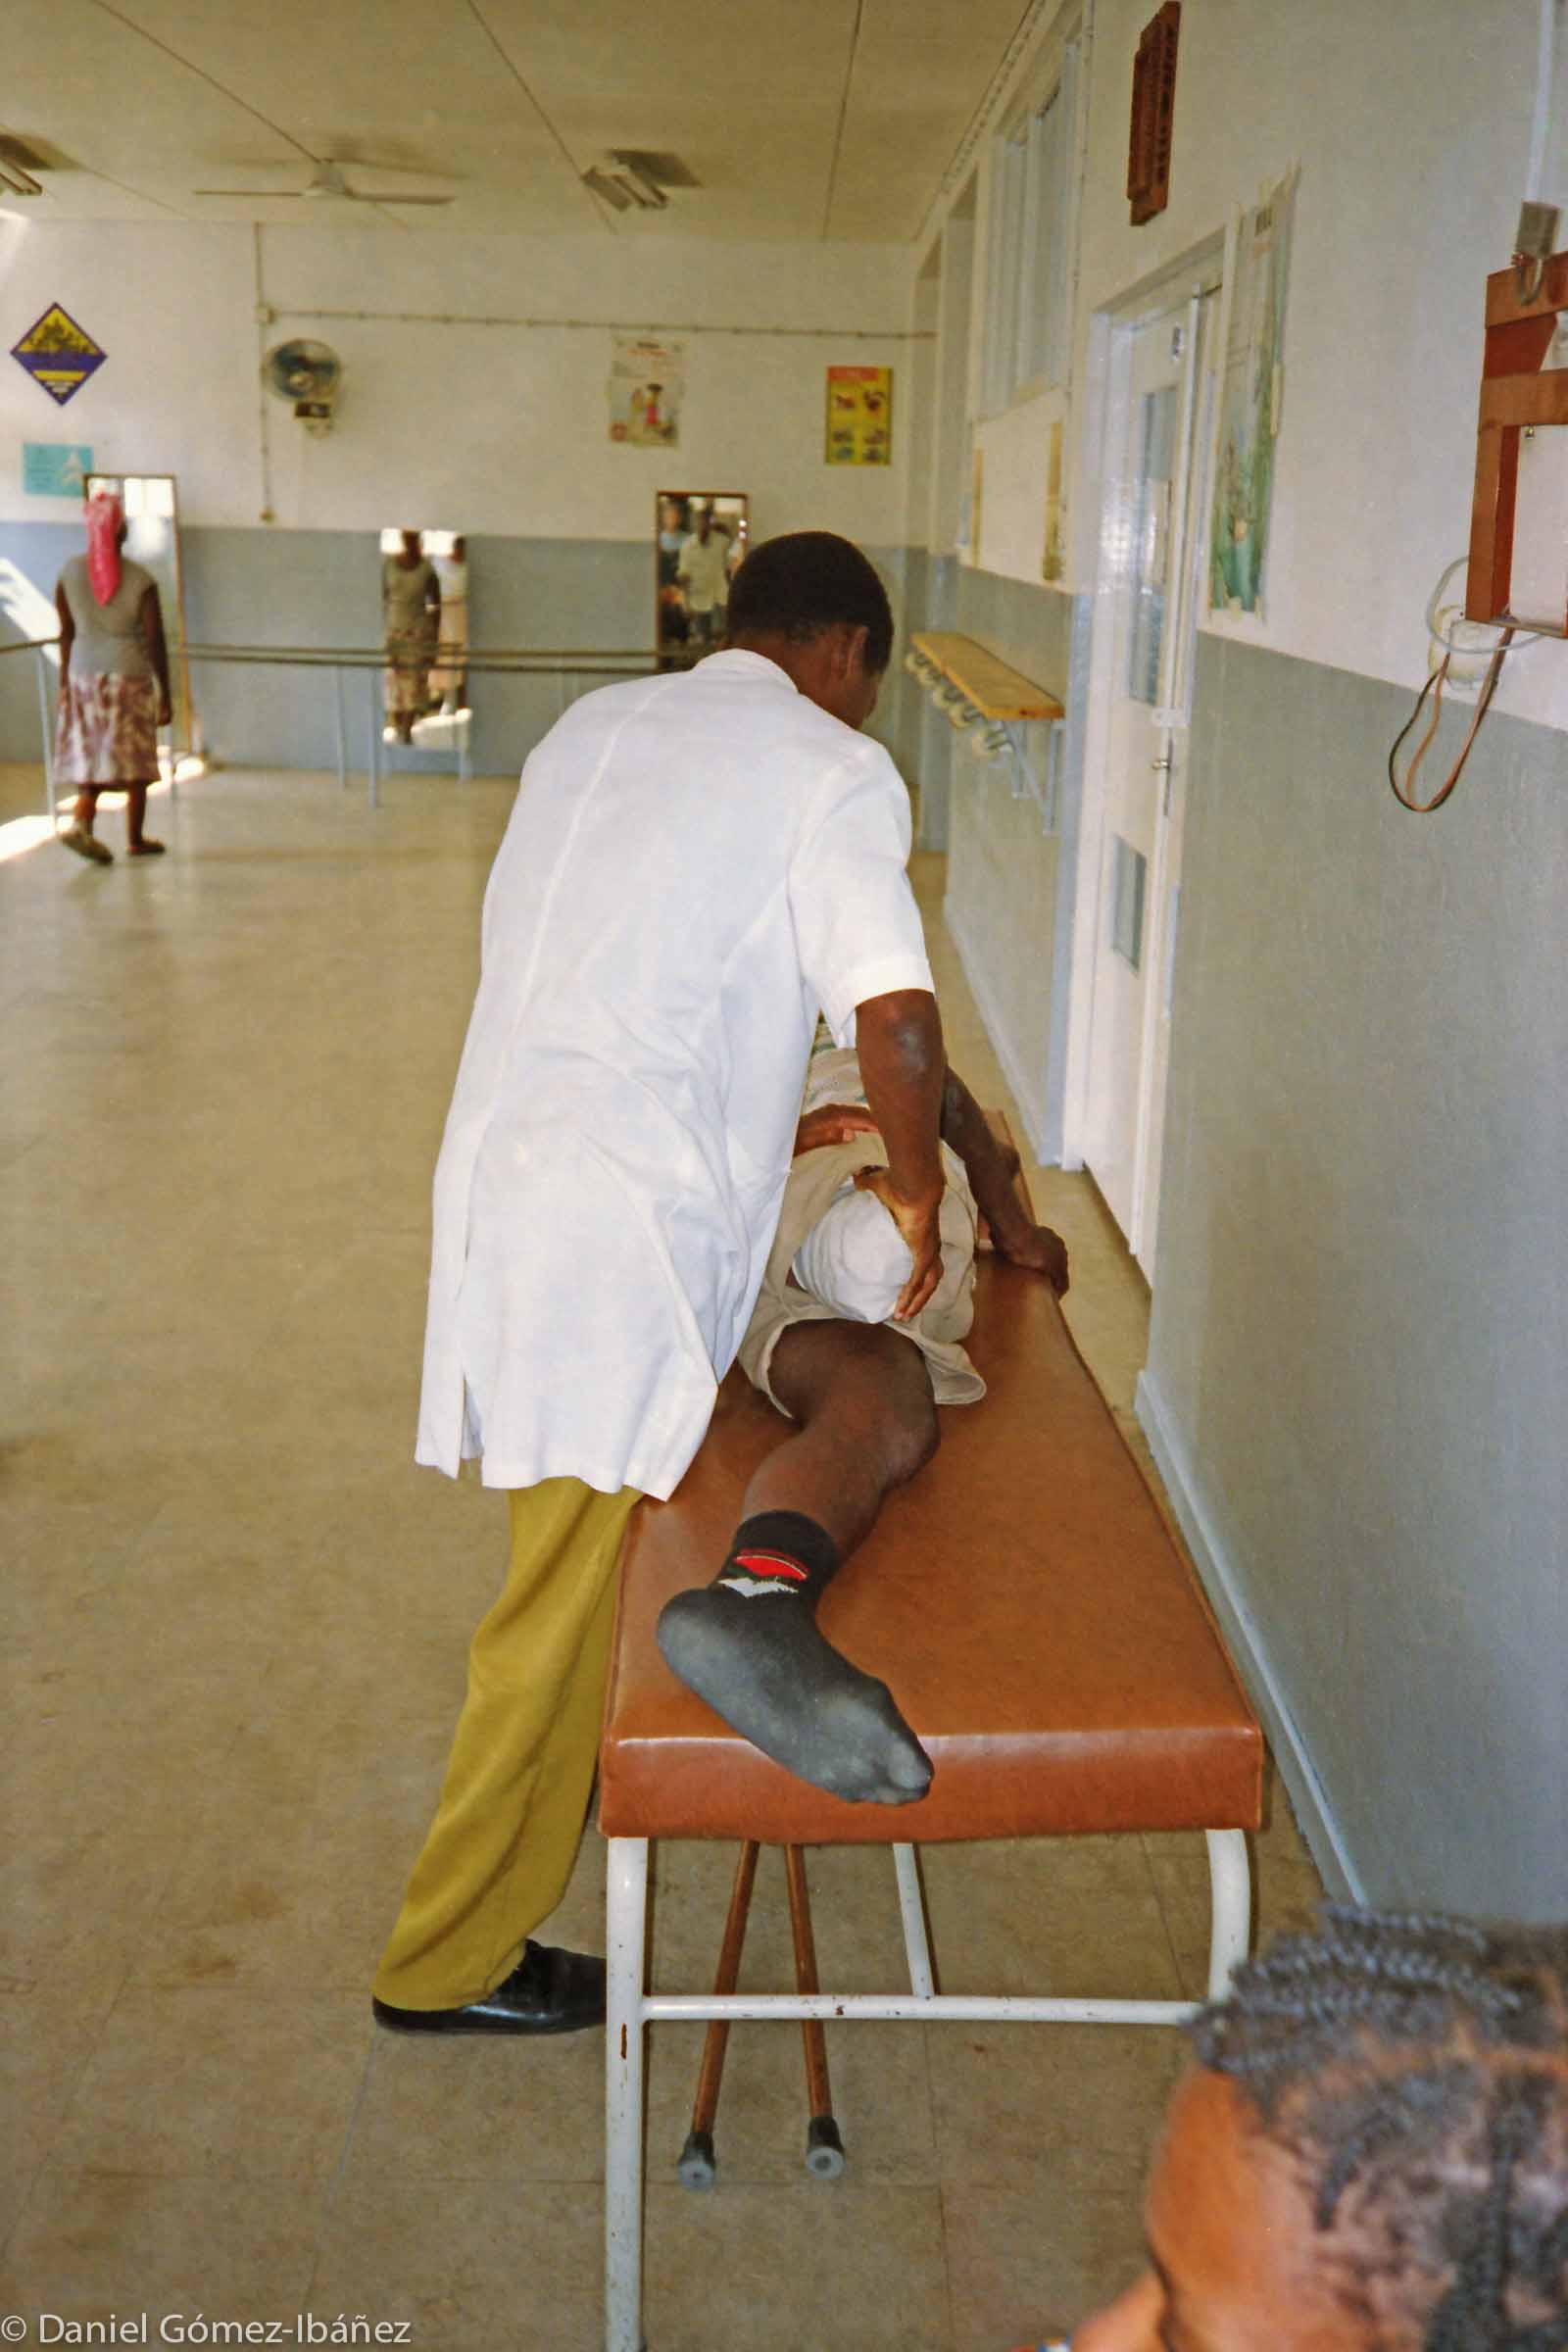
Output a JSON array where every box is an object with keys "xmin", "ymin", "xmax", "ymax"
[
  {"xmin": 416, "ymin": 650, "xmax": 933, "ymax": 1499},
  {"xmin": 676, "ymin": 530, "xmax": 730, "ymax": 612}
]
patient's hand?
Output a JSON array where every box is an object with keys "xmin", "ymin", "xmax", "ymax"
[
  {"xmin": 997, "ymin": 1222, "xmax": 1070, "ymax": 1297},
  {"xmin": 794, "ymin": 1102, "xmax": 881, "ymax": 1156}
]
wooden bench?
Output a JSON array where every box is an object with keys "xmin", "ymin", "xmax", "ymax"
[{"xmin": 598, "ymin": 1216, "xmax": 1263, "ymax": 2351}]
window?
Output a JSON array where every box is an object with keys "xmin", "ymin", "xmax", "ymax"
[
  {"xmin": 1110, "ymin": 835, "xmax": 1148, "ymax": 969},
  {"xmin": 981, "ymin": 42, "xmax": 1081, "ymax": 416}
]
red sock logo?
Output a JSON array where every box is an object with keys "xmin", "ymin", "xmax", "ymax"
[{"xmin": 731, "ymin": 1549, "xmax": 808, "ymax": 1583}]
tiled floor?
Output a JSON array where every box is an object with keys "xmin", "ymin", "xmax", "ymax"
[{"xmin": 1, "ymin": 768, "xmax": 1323, "ymax": 2351}]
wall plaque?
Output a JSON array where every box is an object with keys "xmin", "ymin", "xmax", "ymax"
[
  {"xmin": 1127, "ymin": 2, "xmax": 1180, "ymax": 226},
  {"xmin": 11, "ymin": 304, "xmax": 108, "ymax": 406}
]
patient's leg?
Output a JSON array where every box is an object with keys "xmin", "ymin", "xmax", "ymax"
[{"xmin": 656, "ymin": 1322, "xmax": 937, "ymax": 1805}]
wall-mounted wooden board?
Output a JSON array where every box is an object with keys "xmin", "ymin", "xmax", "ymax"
[{"xmin": 911, "ymin": 630, "xmax": 1065, "ymax": 722}]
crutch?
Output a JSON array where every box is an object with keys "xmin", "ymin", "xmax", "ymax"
[
  {"xmin": 784, "ymin": 1842, "xmax": 846, "ymax": 2178},
  {"xmin": 676, "ymin": 1842, "xmax": 847, "ymax": 2184}
]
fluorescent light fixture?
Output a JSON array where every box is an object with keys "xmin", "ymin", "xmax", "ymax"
[
  {"xmin": 584, "ymin": 154, "xmax": 678, "ymax": 212},
  {"xmin": 608, "ymin": 155, "xmax": 667, "ymax": 209},
  {"xmin": 582, "ymin": 168, "xmax": 634, "ymax": 213}
]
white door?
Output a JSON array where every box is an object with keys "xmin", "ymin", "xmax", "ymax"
[{"xmin": 1081, "ymin": 292, "xmax": 1213, "ymax": 1275}]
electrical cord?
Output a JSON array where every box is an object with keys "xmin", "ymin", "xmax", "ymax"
[
  {"xmin": 1423, "ymin": 557, "xmax": 1549, "ymax": 656},
  {"xmin": 1387, "ymin": 627, "xmax": 1515, "ymax": 813}
]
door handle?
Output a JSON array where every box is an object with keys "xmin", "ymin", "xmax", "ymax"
[{"xmin": 1151, "ymin": 754, "xmax": 1172, "ymax": 772}]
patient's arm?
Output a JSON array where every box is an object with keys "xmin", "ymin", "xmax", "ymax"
[{"xmin": 941, "ymin": 1067, "xmax": 1070, "ymax": 1296}]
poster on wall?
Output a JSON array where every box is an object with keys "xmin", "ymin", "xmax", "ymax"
[
  {"xmin": 1209, "ymin": 169, "xmax": 1297, "ymax": 618},
  {"xmin": 824, "ymin": 366, "xmax": 892, "ymax": 466},
  {"xmin": 10, "ymin": 304, "xmax": 108, "ymax": 407},
  {"xmin": 960, "ymin": 446, "xmax": 984, "ymax": 567},
  {"xmin": 609, "ymin": 338, "xmax": 683, "ymax": 447},
  {"xmin": 23, "ymin": 442, "xmax": 93, "ymax": 497},
  {"xmin": 1041, "ymin": 417, "xmax": 1065, "ymax": 583}
]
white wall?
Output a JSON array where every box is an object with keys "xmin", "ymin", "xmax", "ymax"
[
  {"xmin": 0, "ymin": 220, "xmax": 920, "ymax": 545},
  {"xmin": 974, "ymin": 386, "xmax": 1061, "ymax": 580},
  {"xmin": 956, "ymin": 0, "xmax": 1566, "ymax": 731},
  {"xmin": 916, "ymin": 0, "xmax": 1568, "ymax": 1917}
]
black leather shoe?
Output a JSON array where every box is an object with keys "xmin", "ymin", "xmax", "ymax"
[{"xmin": 371, "ymin": 1941, "xmax": 607, "ymax": 2035}]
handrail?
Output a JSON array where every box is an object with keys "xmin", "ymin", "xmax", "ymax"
[
  {"xmin": 3, "ymin": 633, "xmax": 679, "ymax": 824},
  {"xmin": 2, "ymin": 633, "xmax": 659, "ymax": 666}
]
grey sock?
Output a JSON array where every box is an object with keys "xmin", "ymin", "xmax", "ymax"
[{"xmin": 655, "ymin": 1511, "xmax": 933, "ymax": 1806}]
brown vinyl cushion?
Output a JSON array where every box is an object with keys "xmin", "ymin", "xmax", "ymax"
[{"xmin": 600, "ymin": 1213, "xmax": 1262, "ymax": 1846}]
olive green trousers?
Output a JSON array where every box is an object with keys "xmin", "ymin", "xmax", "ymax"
[{"xmin": 372, "ymin": 1476, "xmax": 642, "ymax": 2011}]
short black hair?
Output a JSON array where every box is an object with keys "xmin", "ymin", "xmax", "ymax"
[
  {"xmin": 725, "ymin": 531, "xmax": 894, "ymax": 674},
  {"xmin": 1192, "ymin": 1907, "xmax": 1568, "ymax": 2348}
]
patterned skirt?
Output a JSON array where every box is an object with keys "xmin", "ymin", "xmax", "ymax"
[
  {"xmin": 385, "ymin": 623, "xmax": 434, "ymax": 717},
  {"xmin": 54, "ymin": 671, "xmax": 159, "ymax": 786}
]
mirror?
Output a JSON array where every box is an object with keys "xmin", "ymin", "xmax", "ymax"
[
  {"xmin": 378, "ymin": 527, "xmax": 470, "ymax": 744},
  {"xmin": 656, "ymin": 492, "xmax": 749, "ymax": 666},
  {"xmin": 84, "ymin": 472, "xmax": 194, "ymax": 763}
]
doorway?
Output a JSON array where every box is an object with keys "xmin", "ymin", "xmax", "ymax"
[{"xmin": 1071, "ymin": 268, "xmax": 1219, "ymax": 1279}]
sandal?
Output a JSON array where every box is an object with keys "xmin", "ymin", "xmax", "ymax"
[
  {"xmin": 61, "ymin": 826, "xmax": 113, "ymax": 864},
  {"xmin": 127, "ymin": 838, "xmax": 167, "ymax": 858}
]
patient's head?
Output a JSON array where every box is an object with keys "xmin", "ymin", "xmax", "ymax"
[{"xmin": 1075, "ymin": 1909, "xmax": 1568, "ymax": 2351}]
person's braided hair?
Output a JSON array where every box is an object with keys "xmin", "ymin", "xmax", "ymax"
[{"xmin": 1191, "ymin": 1907, "xmax": 1568, "ymax": 2347}]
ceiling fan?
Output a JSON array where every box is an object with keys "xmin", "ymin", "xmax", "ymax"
[{"xmin": 192, "ymin": 160, "xmax": 453, "ymax": 207}]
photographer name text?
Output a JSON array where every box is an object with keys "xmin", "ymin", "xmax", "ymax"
[{"xmin": 11, "ymin": 2321, "xmax": 412, "ymax": 2347}]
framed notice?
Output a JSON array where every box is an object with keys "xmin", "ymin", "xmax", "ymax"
[
  {"xmin": 23, "ymin": 442, "xmax": 92, "ymax": 497},
  {"xmin": 825, "ymin": 366, "xmax": 893, "ymax": 466},
  {"xmin": 1042, "ymin": 417, "xmax": 1065, "ymax": 582},
  {"xmin": 1209, "ymin": 169, "xmax": 1297, "ymax": 617}
]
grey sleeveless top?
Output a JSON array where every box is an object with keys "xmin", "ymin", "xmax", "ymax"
[{"xmin": 60, "ymin": 554, "xmax": 156, "ymax": 681}]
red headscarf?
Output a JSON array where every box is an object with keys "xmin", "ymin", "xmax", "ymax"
[{"xmin": 84, "ymin": 492, "xmax": 123, "ymax": 607}]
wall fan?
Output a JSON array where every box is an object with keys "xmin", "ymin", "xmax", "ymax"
[
  {"xmin": 195, "ymin": 161, "xmax": 453, "ymax": 207},
  {"xmin": 264, "ymin": 339, "xmax": 343, "ymax": 435}
]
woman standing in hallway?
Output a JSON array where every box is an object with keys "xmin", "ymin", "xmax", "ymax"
[
  {"xmin": 382, "ymin": 528, "xmax": 441, "ymax": 744},
  {"xmin": 53, "ymin": 491, "xmax": 172, "ymax": 864}
]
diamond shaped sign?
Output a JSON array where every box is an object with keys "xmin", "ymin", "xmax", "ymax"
[{"xmin": 11, "ymin": 303, "xmax": 108, "ymax": 408}]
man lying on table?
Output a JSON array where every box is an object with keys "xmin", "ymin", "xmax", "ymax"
[{"xmin": 657, "ymin": 1040, "xmax": 1068, "ymax": 1804}]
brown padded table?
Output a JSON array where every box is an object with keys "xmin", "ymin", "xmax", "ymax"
[
  {"xmin": 599, "ymin": 1188, "xmax": 1263, "ymax": 2352},
  {"xmin": 600, "ymin": 1255, "xmax": 1262, "ymax": 1846}
]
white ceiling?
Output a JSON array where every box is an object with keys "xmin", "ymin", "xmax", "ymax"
[{"xmin": 3, "ymin": 0, "xmax": 1035, "ymax": 242}]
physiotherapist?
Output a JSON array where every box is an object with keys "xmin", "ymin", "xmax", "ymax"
[{"xmin": 372, "ymin": 531, "xmax": 948, "ymax": 2036}]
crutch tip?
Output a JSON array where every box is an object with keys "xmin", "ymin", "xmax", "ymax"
[
  {"xmin": 677, "ymin": 2128, "xmax": 717, "ymax": 2189},
  {"xmin": 805, "ymin": 2114, "xmax": 846, "ymax": 2179}
]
